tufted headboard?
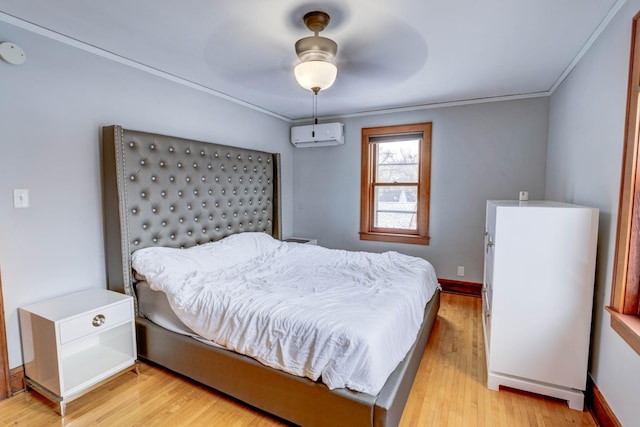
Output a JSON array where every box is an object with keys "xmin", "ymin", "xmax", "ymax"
[{"xmin": 102, "ymin": 125, "xmax": 281, "ymax": 302}]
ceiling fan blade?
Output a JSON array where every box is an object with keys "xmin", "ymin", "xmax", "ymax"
[
  {"xmin": 283, "ymin": 25, "xmax": 428, "ymax": 93},
  {"xmin": 336, "ymin": 20, "xmax": 428, "ymax": 84}
]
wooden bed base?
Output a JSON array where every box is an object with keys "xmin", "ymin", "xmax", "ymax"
[{"xmin": 135, "ymin": 290, "xmax": 440, "ymax": 427}]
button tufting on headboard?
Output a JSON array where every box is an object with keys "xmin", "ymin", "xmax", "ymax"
[{"xmin": 102, "ymin": 125, "xmax": 282, "ymax": 302}]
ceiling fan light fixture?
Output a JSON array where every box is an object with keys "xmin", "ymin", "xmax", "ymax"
[
  {"xmin": 293, "ymin": 11, "xmax": 338, "ymax": 94},
  {"xmin": 294, "ymin": 60, "xmax": 337, "ymax": 93}
]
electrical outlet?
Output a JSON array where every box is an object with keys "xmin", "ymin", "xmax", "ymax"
[{"xmin": 457, "ymin": 266, "xmax": 465, "ymax": 277}]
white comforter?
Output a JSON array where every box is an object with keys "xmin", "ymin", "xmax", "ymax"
[{"xmin": 132, "ymin": 232, "xmax": 439, "ymax": 395}]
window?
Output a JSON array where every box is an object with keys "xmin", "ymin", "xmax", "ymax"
[
  {"xmin": 608, "ymin": 12, "xmax": 640, "ymax": 356},
  {"xmin": 360, "ymin": 123, "xmax": 432, "ymax": 245}
]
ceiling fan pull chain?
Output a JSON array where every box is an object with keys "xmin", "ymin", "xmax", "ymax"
[{"xmin": 314, "ymin": 92, "xmax": 318, "ymax": 126}]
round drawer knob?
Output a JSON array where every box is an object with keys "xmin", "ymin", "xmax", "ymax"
[{"xmin": 92, "ymin": 314, "xmax": 106, "ymax": 327}]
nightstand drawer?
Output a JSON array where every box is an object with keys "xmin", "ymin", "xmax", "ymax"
[{"xmin": 59, "ymin": 301, "xmax": 132, "ymax": 345}]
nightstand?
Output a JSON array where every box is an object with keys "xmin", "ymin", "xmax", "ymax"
[
  {"xmin": 283, "ymin": 237, "xmax": 318, "ymax": 245},
  {"xmin": 19, "ymin": 288, "xmax": 138, "ymax": 416}
]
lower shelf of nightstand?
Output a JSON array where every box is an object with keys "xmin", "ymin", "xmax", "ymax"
[
  {"xmin": 62, "ymin": 345, "xmax": 135, "ymax": 394},
  {"xmin": 25, "ymin": 360, "xmax": 140, "ymax": 416}
]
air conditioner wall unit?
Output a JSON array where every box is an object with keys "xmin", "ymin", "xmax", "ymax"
[{"xmin": 290, "ymin": 122, "xmax": 344, "ymax": 148}]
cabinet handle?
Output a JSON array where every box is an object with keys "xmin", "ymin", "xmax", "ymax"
[{"xmin": 92, "ymin": 314, "xmax": 106, "ymax": 327}]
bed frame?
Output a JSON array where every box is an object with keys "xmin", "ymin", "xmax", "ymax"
[{"xmin": 101, "ymin": 125, "xmax": 440, "ymax": 427}]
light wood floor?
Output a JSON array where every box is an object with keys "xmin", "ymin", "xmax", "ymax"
[{"xmin": 0, "ymin": 293, "xmax": 597, "ymax": 426}]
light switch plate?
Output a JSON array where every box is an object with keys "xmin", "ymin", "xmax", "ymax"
[{"xmin": 13, "ymin": 189, "xmax": 29, "ymax": 208}]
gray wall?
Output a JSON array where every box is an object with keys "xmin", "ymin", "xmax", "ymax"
[
  {"xmin": 545, "ymin": 1, "xmax": 640, "ymax": 425},
  {"xmin": 0, "ymin": 21, "xmax": 293, "ymax": 368},
  {"xmin": 293, "ymin": 98, "xmax": 549, "ymax": 283}
]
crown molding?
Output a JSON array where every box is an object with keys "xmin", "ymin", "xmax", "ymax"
[
  {"xmin": 549, "ymin": 0, "xmax": 628, "ymax": 94},
  {"xmin": 1, "ymin": 1, "xmax": 628, "ymax": 123},
  {"xmin": 0, "ymin": 12, "xmax": 291, "ymax": 122}
]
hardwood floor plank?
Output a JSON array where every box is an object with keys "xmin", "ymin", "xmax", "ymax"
[{"xmin": 0, "ymin": 293, "xmax": 597, "ymax": 426}]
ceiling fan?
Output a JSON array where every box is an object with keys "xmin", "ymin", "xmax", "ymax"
[
  {"xmin": 205, "ymin": 6, "xmax": 428, "ymax": 118},
  {"xmin": 288, "ymin": 9, "xmax": 428, "ymax": 97}
]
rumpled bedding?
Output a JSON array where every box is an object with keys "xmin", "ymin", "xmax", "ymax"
[{"xmin": 132, "ymin": 232, "xmax": 438, "ymax": 395}]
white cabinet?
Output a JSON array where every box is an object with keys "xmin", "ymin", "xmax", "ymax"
[
  {"xmin": 19, "ymin": 288, "xmax": 137, "ymax": 415},
  {"xmin": 482, "ymin": 200, "xmax": 598, "ymax": 410}
]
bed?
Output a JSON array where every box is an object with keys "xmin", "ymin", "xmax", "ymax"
[{"xmin": 101, "ymin": 125, "xmax": 440, "ymax": 427}]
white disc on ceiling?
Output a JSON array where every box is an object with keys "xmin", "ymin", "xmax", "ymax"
[{"xmin": 0, "ymin": 42, "xmax": 26, "ymax": 65}]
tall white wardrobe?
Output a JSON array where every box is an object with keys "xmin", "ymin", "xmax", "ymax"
[{"xmin": 482, "ymin": 200, "xmax": 599, "ymax": 410}]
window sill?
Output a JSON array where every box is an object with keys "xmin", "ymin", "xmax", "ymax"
[
  {"xmin": 606, "ymin": 306, "xmax": 640, "ymax": 357},
  {"xmin": 359, "ymin": 231, "xmax": 430, "ymax": 245}
]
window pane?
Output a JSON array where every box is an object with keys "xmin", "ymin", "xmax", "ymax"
[
  {"xmin": 376, "ymin": 139, "xmax": 419, "ymax": 183},
  {"xmin": 374, "ymin": 185, "xmax": 417, "ymax": 230}
]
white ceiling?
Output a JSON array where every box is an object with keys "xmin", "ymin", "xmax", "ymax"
[{"xmin": 0, "ymin": 0, "xmax": 624, "ymax": 121}]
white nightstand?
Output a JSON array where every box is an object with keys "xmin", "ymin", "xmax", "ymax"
[
  {"xmin": 19, "ymin": 288, "xmax": 138, "ymax": 416},
  {"xmin": 283, "ymin": 237, "xmax": 318, "ymax": 245}
]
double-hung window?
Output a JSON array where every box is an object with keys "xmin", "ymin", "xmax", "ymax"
[{"xmin": 360, "ymin": 122, "xmax": 432, "ymax": 245}]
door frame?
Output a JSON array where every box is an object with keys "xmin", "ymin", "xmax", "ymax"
[{"xmin": 0, "ymin": 270, "xmax": 11, "ymax": 399}]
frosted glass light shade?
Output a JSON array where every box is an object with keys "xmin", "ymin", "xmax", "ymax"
[{"xmin": 294, "ymin": 60, "xmax": 337, "ymax": 92}]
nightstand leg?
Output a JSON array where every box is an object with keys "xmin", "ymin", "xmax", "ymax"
[{"xmin": 59, "ymin": 401, "xmax": 66, "ymax": 417}]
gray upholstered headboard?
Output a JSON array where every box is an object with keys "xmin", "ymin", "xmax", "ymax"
[{"xmin": 102, "ymin": 125, "xmax": 282, "ymax": 301}]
